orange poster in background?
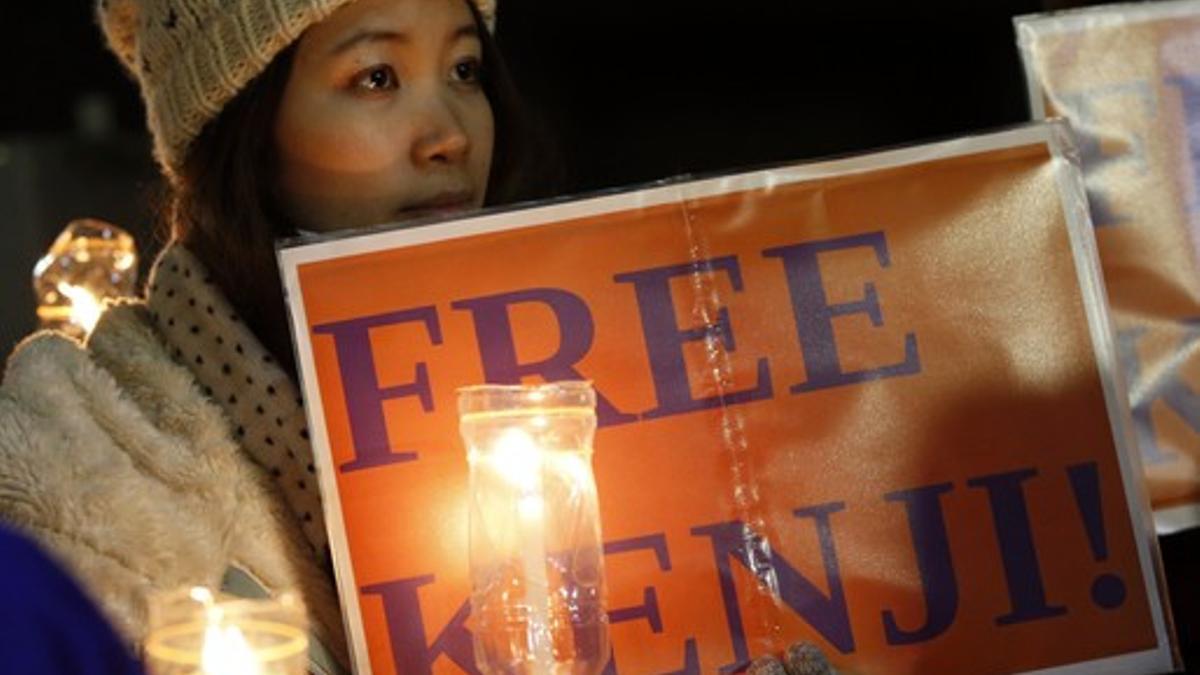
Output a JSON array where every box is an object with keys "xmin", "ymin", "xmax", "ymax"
[
  {"xmin": 1018, "ymin": 0, "xmax": 1200, "ymax": 531},
  {"xmin": 280, "ymin": 124, "xmax": 1174, "ymax": 674}
]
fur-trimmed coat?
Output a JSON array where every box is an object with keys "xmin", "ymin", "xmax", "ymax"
[{"xmin": 0, "ymin": 247, "xmax": 348, "ymax": 671}]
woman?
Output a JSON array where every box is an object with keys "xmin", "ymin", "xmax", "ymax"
[
  {"xmin": 1, "ymin": 0, "xmax": 512, "ymax": 671},
  {"xmin": 0, "ymin": 0, "xmax": 830, "ymax": 671}
]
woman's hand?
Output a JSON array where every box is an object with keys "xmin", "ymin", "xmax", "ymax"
[{"xmin": 747, "ymin": 642, "xmax": 837, "ymax": 675}]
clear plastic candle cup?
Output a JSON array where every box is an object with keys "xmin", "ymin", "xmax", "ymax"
[
  {"xmin": 459, "ymin": 382, "xmax": 609, "ymax": 675},
  {"xmin": 143, "ymin": 587, "xmax": 308, "ymax": 675}
]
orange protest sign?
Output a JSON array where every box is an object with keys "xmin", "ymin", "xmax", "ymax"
[
  {"xmin": 1018, "ymin": 0, "xmax": 1200, "ymax": 531},
  {"xmin": 280, "ymin": 124, "xmax": 1175, "ymax": 674}
]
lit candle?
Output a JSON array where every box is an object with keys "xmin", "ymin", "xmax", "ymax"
[
  {"xmin": 33, "ymin": 218, "xmax": 138, "ymax": 339},
  {"xmin": 143, "ymin": 587, "xmax": 308, "ymax": 675},
  {"xmin": 490, "ymin": 426, "xmax": 554, "ymax": 667},
  {"xmin": 53, "ymin": 281, "xmax": 104, "ymax": 334},
  {"xmin": 459, "ymin": 382, "xmax": 610, "ymax": 675}
]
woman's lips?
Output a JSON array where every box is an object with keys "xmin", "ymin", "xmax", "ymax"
[{"xmin": 397, "ymin": 191, "xmax": 475, "ymax": 220}]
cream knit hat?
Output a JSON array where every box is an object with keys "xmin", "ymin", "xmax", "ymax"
[{"xmin": 97, "ymin": 0, "xmax": 497, "ymax": 177}]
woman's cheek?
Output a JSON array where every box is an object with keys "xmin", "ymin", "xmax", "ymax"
[
  {"xmin": 461, "ymin": 96, "xmax": 495, "ymax": 190},
  {"xmin": 284, "ymin": 102, "xmax": 407, "ymax": 175},
  {"xmin": 276, "ymin": 127, "xmax": 409, "ymax": 230}
]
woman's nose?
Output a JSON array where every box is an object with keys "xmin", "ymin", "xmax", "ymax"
[{"xmin": 411, "ymin": 94, "xmax": 470, "ymax": 167}]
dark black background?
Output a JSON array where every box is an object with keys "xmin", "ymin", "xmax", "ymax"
[
  {"xmin": 498, "ymin": 1, "xmax": 1046, "ymax": 191},
  {"xmin": 3, "ymin": 1, "xmax": 1055, "ymax": 192}
]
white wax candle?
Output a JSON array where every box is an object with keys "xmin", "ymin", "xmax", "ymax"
[
  {"xmin": 519, "ymin": 493, "xmax": 553, "ymax": 672},
  {"xmin": 491, "ymin": 427, "xmax": 555, "ymax": 671}
]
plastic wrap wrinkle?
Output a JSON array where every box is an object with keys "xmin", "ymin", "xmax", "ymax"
[{"xmin": 681, "ymin": 179, "xmax": 785, "ymax": 649}]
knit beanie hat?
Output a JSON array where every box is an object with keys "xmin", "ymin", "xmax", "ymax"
[{"xmin": 96, "ymin": 0, "xmax": 497, "ymax": 178}]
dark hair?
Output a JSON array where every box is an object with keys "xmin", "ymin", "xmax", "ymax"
[{"xmin": 164, "ymin": 0, "xmax": 543, "ymax": 377}]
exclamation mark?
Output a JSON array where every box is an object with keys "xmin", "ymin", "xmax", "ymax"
[{"xmin": 1067, "ymin": 462, "xmax": 1127, "ymax": 610}]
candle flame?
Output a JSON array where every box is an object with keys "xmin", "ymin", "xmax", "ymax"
[
  {"xmin": 517, "ymin": 494, "xmax": 545, "ymax": 521},
  {"xmin": 189, "ymin": 587, "xmax": 215, "ymax": 604},
  {"xmin": 489, "ymin": 428, "xmax": 542, "ymax": 492},
  {"xmin": 201, "ymin": 621, "xmax": 261, "ymax": 675},
  {"xmin": 187, "ymin": 587, "xmax": 262, "ymax": 675},
  {"xmin": 56, "ymin": 281, "xmax": 103, "ymax": 334}
]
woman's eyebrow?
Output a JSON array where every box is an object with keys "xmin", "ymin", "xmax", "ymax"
[
  {"xmin": 330, "ymin": 30, "xmax": 410, "ymax": 56},
  {"xmin": 330, "ymin": 24, "xmax": 479, "ymax": 57},
  {"xmin": 449, "ymin": 24, "xmax": 479, "ymax": 41}
]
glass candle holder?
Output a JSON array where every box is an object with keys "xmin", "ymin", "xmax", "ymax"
[
  {"xmin": 143, "ymin": 587, "xmax": 308, "ymax": 675},
  {"xmin": 459, "ymin": 382, "xmax": 610, "ymax": 675},
  {"xmin": 32, "ymin": 218, "xmax": 138, "ymax": 339}
]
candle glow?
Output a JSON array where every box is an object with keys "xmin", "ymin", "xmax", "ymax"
[
  {"xmin": 56, "ymin": 281, "xmax": 104, "ymax": 334},
  {"xmin": 459, "ymin": 382, "xmax": 610, "ymax": 675},
  {"xmin": 201, "ymin": 620, "xmax": 261, "ymax": 675},
  {"xmin": 144, "ymin": 586, "xmax": 308, "ymax": 675},
  {"xmin": 32, "ymin": 219, "xmax": 138, "ymax": 339}
]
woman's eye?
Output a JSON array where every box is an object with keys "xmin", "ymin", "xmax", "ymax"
[
  {"xmin": 353, "ymin": 65, "xmax": 398, "ymax": 92},
  {"xmin": 451, "ymin": 58, "xmax": 482, "ymax": 85}
]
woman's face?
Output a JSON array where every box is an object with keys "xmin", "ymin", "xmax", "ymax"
[{"xmin": 274, "ymin": 0, "xmax": 494, "ymax": 232}]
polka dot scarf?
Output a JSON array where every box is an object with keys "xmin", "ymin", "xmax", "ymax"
[{"xmin": 145, "ymin": 245, "xmax": 329, "ymax": 561}]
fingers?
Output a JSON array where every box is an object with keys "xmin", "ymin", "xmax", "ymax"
[
  {"xmin": 747, "ymin": 642, "xmax": 838, "ymax": 675},
  {"xmin": 747, "ymin": 656, "xmax": 790, "ymax": 675},
  {"xmin": 783, "ymin": 642, "xmax": 837, "ymax": 675}
]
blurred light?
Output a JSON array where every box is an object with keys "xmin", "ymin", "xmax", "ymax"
[
  {"xmin": 53, "ymin": 282, "xmax": 103, "ymax": 334},
  {"xmin": 34, "ymin": 218, "xmax": 138, "ymax": 339}
]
